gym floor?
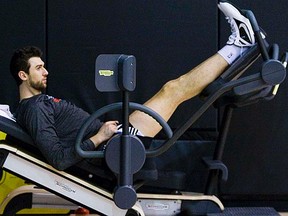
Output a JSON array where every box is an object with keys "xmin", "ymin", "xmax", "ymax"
[{"xmin": 67, "ymin": 210, "xmax": 288, "ymax": 215}]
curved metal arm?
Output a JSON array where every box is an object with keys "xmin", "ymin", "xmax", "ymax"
[
  {"xmin": 281, "ymin": 52, "xmax": 288, "ymax": 67},
  {"xmin": 244, "ymin": 10, "xmax": 270, "ymax": 61},
  {"xmin": 269, "ymin": 44, "xmax": 279, "ymax": 60},
  {"xmin": 75, "ymin": 102, "xmax": 173, "ymax": 158}
]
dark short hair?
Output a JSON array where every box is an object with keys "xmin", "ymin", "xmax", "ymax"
[{"xmin": 10, "ymin": 46, "xmax": 43, "ymax": 86}]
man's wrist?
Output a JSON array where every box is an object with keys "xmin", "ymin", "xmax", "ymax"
[{"xmin": 89, "ymin": 134, "xmax": 103, "ymax": 148}]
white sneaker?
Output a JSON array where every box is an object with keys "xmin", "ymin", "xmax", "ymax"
[{"xmin": 218, "ymin": 1, "xmax": 255, "ymax": 47}]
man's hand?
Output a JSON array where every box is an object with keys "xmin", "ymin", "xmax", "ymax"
[{"xmin": 89, "ymin": 121, "xmax": 119, "ymax": 148}]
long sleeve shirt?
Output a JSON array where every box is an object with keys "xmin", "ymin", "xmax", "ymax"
[{"xmin": 15, "ymin": 94, "xmax": 103, "ymax": 170}]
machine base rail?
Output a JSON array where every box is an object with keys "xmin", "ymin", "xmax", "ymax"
[{"xmin": 208, "ymin": 207, "xmax": 279, "ymax": 216}]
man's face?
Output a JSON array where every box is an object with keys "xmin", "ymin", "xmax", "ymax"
[{"xmin": 27, "ymin": 57, "xmax": 48, "ymax": 91}]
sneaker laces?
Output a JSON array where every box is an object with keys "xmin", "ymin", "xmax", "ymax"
[
  {"xmin": 226, "ymin": 16, "xmax": 247, "ymax": 55},
  {"xmin": 226, "ymin": 17, "xmax": 238, "ymax": 45}
]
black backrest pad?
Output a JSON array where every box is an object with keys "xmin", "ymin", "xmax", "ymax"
[{"xmin": 0, "ymin": 116, "xmax": 34, "ymax": 145}]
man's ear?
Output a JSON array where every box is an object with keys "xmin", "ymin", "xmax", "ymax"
[{"xmin": 18, "ymin": 71, "xmax": 28, "ymax": 81}]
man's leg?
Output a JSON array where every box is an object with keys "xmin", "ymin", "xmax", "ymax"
[
  {"xmin": 130, "ymin": 1, "xmax": 255, "ymax": 137},
  {"xmin": 129, "ymin": 54, "xmax": 228, "ymax": 137}
]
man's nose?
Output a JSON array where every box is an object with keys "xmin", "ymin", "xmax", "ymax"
[{"xmin": 43, "ymin": 68, "xmax": 49, "ymax": 75}]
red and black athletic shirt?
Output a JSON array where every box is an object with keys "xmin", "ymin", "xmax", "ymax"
[{"xmin": 15, "ymin": 94, "xmax": 103, "ymax": 170}]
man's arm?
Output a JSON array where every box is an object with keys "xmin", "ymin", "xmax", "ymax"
[
  {"xmin": 24, "ymin": 106, "xmax": 94, "ymax": 170},
  {"xmin": 89, "ymin": 121, "xmax": 119, "ymax": 148}
]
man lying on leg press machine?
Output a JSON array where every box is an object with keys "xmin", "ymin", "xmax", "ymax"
[
  {"xmin": 10, "ymin": 1, "xmax": 255, "ymax": 171},
  {"xmin": 1, "ymin": 1, "xmax": 287, "ymax": 215}
]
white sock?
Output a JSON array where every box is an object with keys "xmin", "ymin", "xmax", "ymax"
[{"xmin": 218, "ymin": 45, "xmax": 248, "ymax": 65}]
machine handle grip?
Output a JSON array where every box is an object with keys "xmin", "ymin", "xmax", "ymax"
[{"xmin": 75, "ymin": 102, "xmax": 173, "ymax": 158}]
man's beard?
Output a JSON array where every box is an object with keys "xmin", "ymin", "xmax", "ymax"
[{"xmin": 29, "ymin": 80, "xmax": 47, "ymax": 92}]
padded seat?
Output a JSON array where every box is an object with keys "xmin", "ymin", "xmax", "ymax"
[{"xmin": 0, "ymin": 115, "xmax": 187, "ymax": 192}]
